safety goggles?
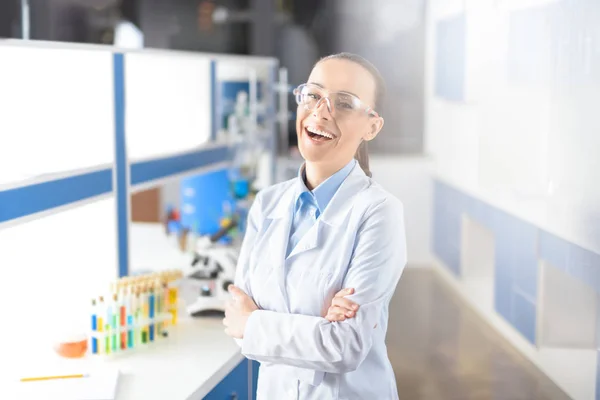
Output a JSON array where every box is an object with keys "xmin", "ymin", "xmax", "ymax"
[{"xmin": 293, "ymin": 83, "xmax": 380, "ymax": 119}]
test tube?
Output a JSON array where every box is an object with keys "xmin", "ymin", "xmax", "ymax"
[
  {"xmin": 111, "ymin": 293, "xmax": 118, "ymax": 352},
  {"xmin": 91, "ymin": 299, "xmax": 98, "ymax": 354},
  {"xmin": 104, "ymin": 296, "xmax": 111, "ymax": 354},
  {"xmin": 120, "ymin": 287, "xmax": 127, "ymax": 350},
  {"xmin": 155, "ymin": 280, "xmax": 162, "ymax": 336},
  {"xmin": 127, "ymin": 287, "xmax": 134, "ymax": 349},
  {"xmin": 97, "ymin": 296, "xmax": 104, "ymax": 354},
  {"xmin": 162, "ymin": 281, "xmax": 169, "ymax": 328},
  {"xmin": 168, "ymin": 276, "xmax": 178, "ymax": 325},
  {"xmin": 141, "ymin": 286, "xmax": 148, "ymax": 344},
  {"xmin": 134, "ymin": 288, "xmax": 141, "ymax": 346},
  {"xmin": 149, "ymin": 287, "xmax": 155, "ymax": 342}
]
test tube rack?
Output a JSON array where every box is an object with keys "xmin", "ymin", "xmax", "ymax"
[{"xmin": 89, "ymin": 269, "xmax": 184, "ymax": 356}]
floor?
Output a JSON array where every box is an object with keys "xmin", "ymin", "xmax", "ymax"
[{"xmin": 386, "ymin": 268, "xmax": 571, "ymax": 400}]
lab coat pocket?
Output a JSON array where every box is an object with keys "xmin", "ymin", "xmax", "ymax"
[{"xmin": 298, "ymin": 269, "xmax": 333, "ymax": 316}]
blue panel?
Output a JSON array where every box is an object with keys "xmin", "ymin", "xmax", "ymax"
[
  {"xmin": 204, "ymin": 359, "xmax": 249, "ymax": 400},
  {"xmin": 512, "ymin": 291, "xmax": 537, "ymax": 344},
  {"xmin": 0, "ymin": 169, "xmax": 112, "ymax": 223},
  {"xmin": 210, "ymin": 60, "xmax": 217, "ymax": 141},
  {"xmin": 567, "ymin": 245, "xmax": 600, "ymax": 291},
  {"xmin": 538, "ymin": 230, "xmax": 570, "ymax": 271},
  {"xmin": 180, "ymin": 168, "xmax": 232, "ymax": 236},
  {"xmin": 494, "ymin": 259, "xmax": 513, "ymax": 322},
  {"xmin": 113, "ymin": 53, "xmax": 129, "ymax": 278},
  {"xmin": 510, "ymin": 218, "xmax": 538, "ymax": 300},
  {"xmin": 130, "ymin": 146, "xmax": 229, "ymax": 186},
  {"xmin": 435, "ymin": 13, "xmax": 466, "ymax": 101}
]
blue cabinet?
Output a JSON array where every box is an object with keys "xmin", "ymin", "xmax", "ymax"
[{"xmin": 204, "ymin": 359, "xmax": 260, "ymax": 400}]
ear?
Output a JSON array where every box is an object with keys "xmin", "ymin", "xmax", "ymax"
[{"xmin": 362, "ymin": 117, "xmax": 384, "ymax": 142}]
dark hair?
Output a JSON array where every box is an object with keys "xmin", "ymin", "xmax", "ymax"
[{"xmin": 315, "ymin": 53, "xmax": 385, "ymax": 178}]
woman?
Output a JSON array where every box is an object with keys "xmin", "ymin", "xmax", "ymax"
[{"xmin": 223, "ymin": 52, "xmax": 407, "ymax": 399}]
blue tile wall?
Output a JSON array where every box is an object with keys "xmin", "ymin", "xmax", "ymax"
[
  {"xmin": 538, "ymin": 231, "xmax": 570, "ymax": 272},
  {"xmin": 539, "ymin": 230, "xmax": 600, "ymax": 291},
  {"xmin": 567, "ymin": 246, "xmax": 600, "ymax": 290},
  {"xmin": 493, "ymin": 260, "xmax": 513, "ymax": 323},
  {"xmin": 433, "ymin": 178, "xmax": 600, "ymax": 347}
]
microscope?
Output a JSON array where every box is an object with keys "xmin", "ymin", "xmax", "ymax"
[{"xmin": 182, "ymin": 218, "xmax": 239, "ymax": 316}]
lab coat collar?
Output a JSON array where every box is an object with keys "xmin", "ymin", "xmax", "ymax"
[
  {"xmin": 266, "ymin": 161, "xmax": 369, "ymax": 227},
  {"xmin": 320, "ymin": 162, "xmax": 369, "ymax": 227},
  {"xmin": 294, "ymin": 160, "xmax": 356, "ymax": 214}
]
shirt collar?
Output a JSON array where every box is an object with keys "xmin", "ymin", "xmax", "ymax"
[{"xmin": 296, "ymin": 159, "xmax": 357, "ymax": 212}]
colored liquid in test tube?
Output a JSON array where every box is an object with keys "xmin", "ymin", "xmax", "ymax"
[{"xmin": 149, "ymin": 287, "xmax": 155, "ymax": 342}]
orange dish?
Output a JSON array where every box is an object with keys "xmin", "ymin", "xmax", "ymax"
[{"xmin": 54, "ymin": 334, "xmax": 88, "ymax": 358}]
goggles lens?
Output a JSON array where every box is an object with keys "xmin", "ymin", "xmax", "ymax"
[{"xmin": 294, "ymin": 84, "xmax": 377, "ymax": 118}]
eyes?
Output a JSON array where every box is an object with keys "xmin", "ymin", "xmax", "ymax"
[{"xmin": 304, "ymin": 91, "xmax": 354, "ymax": 111}]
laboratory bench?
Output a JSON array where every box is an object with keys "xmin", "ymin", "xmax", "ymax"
[
  {"xmin": 104, "ymin": 315, "xmax": 257, "ymax": 400},
  {"xmin": 10, "ymin": 314, "xmax": 257, "ymax": 400}
]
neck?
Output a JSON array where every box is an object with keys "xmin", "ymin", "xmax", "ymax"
[{"xmin": 304, "ymin": 160, "xmax": 349, "ymax": 190}]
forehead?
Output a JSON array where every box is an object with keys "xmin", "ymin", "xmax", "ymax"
[{"xmin": 307, "ymin": 59, "xmax": 376, "ymax": 105}]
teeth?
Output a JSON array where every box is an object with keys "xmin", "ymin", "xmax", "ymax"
[{"xmin": 306, "ymin": 126, "xmax": 334, "ymax": 139}]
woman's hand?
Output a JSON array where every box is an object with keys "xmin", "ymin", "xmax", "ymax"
[
  {"xmin": 324, "ymin": 288, "xmax": 359, "ymax": 322},
  {"xmin": 223, "ymin": 285, "xmax": 259, "ymax": 338}
]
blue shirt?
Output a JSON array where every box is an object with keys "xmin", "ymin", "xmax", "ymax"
[{"xmin": 286, "ymin": 159, "xmax": 356, "ymax": 258}]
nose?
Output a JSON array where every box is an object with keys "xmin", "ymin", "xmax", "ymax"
[{"xmin": 312, "ymin": 97, "xmax": 332, "ymax": 120}]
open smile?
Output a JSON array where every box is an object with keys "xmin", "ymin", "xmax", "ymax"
[{"xmin": 304, "ymin": 126, "xmax": 336, "ymax": 142}]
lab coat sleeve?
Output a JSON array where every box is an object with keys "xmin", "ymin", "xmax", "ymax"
[
  {"xmin": 241, "ymin": 198, "xmax": 407, "ymax": 373},
  {"xmin": 232, "ymin": 193, "xmax": 262, "ymax": 348}
]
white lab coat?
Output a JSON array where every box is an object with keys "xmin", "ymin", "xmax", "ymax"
[{"xmin": 234, "ymin": 163, "xmax": 407, "ymax": 399}]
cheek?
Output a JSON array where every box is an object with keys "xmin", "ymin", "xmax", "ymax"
[
  {"xmin": 296, "ymin": 107, "xmax": 309, "ymax": 134},
  {"xmin": 338, "ymin": 120, "xmax": 366, "ymax": 144}
]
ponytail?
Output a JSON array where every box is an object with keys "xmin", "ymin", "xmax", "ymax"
[{"xmin": 355, "ymin": 141, "xmax": 372, "ymax": 178}]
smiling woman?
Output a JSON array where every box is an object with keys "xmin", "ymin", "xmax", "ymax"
[{"xmin": 224, "ymin": 52, "xmax": 407, "ymax": 400}]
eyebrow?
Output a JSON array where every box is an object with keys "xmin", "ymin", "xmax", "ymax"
[{"xmin": 308, "ymin": 82, "xmax": 360, "ymax": 98}]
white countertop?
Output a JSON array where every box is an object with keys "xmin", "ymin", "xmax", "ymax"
[{"xmin": 7, "ymin": 314, "xmax": 244, "ymax": 400}]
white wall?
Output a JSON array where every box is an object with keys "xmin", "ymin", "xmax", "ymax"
[
  {"xmin": 425, "ymin": 0, "xmax": 600, "ymax": 255},
  {"xmin": 0, "ymin": 45, "xmax": 114, "ymax": 185},
  {"xmin": 125, "ymin": 52, "xmax": 212, "ymax": 161},
  {"xmin": 370, "ymin": 156, "xmax": 433, "ymax": 266}
]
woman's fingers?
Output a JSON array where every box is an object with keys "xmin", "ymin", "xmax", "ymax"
[
  {"xmin": 331, "ymin": 296, "xmax": 359, "ymax": 312},
  {"xmin": 334, "ymin": 288, "xmax": 354, "ymax": 298},
  {"xmin": 325, "ymin": 305, "xmax": 357, "ymax": 322},
  {"xmin": 325, "ymin": 307, "xmax": 347, "ymax": 322}
]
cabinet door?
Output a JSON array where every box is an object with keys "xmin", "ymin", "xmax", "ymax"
[{"xmin": 204, "ymin": 359, "xmax": 249, "ymax": 400}]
